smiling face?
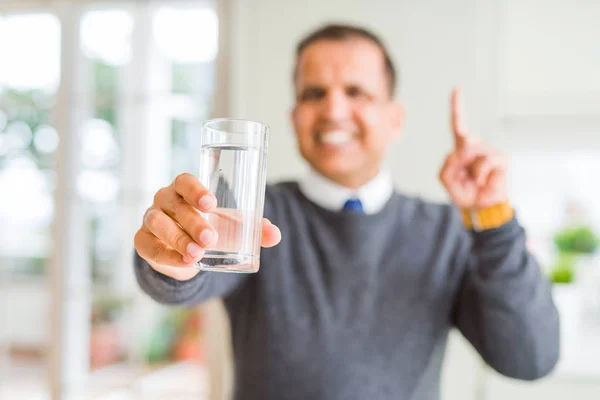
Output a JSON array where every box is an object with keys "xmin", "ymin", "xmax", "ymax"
[{"xmin": 292, "ymin": 38, "xmax": 403, "ymax": 188}]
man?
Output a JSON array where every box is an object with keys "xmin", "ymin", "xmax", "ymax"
[{"xmin": 134, "ymin": 24, "xmax": 559, "ymax": 399}]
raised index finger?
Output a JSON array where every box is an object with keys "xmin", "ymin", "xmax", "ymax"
[
  {"xmin": 172, "ymin": 173, "xmax": 217, "ymax": 212},
  {"xmin": 451, "ymin": 87, "xmax": 469, "ymax": 149}
]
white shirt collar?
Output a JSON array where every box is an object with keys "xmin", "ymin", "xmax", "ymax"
[{"xmin": 298, "ymin": 169, "xmax": 394, "ymax": 214}]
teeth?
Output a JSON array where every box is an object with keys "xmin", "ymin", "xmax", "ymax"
[{"xmin": 320, "ymin": 130, "xmax": 354, "ymax": 145}]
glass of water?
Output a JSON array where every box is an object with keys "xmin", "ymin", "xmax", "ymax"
[{"xmin": 195, "ymin": 118, "xmax": 269, "ymax": 273}]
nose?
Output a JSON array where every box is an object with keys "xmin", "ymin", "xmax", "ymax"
[{"xmin": 322, "ymin": 89, "xmax": 351, "ymax": 121}]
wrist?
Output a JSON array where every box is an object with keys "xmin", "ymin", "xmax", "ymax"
[{"xmin": 461, "ymin": 201, "xmax": 514, "ymax": 231}]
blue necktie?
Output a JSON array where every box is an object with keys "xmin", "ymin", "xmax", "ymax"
[{"xmin": 343, "ymin": 198, "xmax": 363, "ymax": 213}]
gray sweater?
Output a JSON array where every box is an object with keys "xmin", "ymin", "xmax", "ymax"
[{"xmin": 135, "ymin": 182, "xmax": 560, "ymax": 400}]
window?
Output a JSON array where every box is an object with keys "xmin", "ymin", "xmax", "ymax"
[
  {"xmin": 0, "ymin": 13, "xmax": 60, "ymax": 277},
  {"xmin": 0, "ymin": 2, "xmax": 220, "ymax": 398}
]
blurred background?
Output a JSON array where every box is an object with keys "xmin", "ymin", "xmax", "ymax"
[{"xmin": 1, "ymin": 0, "xmax": 599, "ymax": 399}]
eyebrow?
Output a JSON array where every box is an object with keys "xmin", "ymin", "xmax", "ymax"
[
  {"xmin": 296, "ymin": 84, "xmax": 324, "ymax": 99},
  {"xmin": 297, "ymin": 82, "xmax": 380, "ymax": 99}
]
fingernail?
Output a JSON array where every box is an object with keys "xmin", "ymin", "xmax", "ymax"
[
  {"xmin": 199, "ymin": 229, "xmax": 214, "ymax": 246},
  {"xmin": 187, "ymin": 242, "xmax": 203, "ymax": 258},
  {"xmin": 199, "ymin": 195, "xmax": 217, "ymax": 211}
]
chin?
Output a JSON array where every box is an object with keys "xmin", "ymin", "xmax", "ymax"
[
  {"xmin": 313, "ymin": 160, "xmax": 359, "ymax": 181},
  {"xmin": 301, "ymin": 145, "xmax": 364, "ymax": 178}
]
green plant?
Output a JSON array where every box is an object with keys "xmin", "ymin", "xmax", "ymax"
[
  {"xmin": 549, "ymin": 254, "xmax": 577, "ymax": 284},
  {"xmin": 553, "ymin": 225, "xmax": 599, "ymax": 254},
  {"xmin": 144, "ymin": 307, "xmax": 200, "ymax": 364},
  {"xmin": 91, "ymin": 295, "xmax": 131, "ymax": 325}
]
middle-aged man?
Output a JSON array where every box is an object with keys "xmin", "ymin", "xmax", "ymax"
[{"xmin": 134, "ymin": 24, "xmax": 559, "ymax": 400}]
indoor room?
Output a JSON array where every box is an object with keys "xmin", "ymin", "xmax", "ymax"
[{"xmin": 1, "ymin": 0, "xmax": 599, "ymax": 399}]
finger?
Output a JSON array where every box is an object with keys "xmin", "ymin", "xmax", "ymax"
[
  {"xmin": 486, "ymin": 169, "xmax": 504, "ymax": 195},
  {"xmin": 471, "ymin": 154, "xmax": 504, "ymax": 187},
  {"xmin": 471, "ymin": 157, "xmax": 493, "ymax": 187},
  {"xmin": 439, "ymin": 152, "xmax": 461, "ymax": 187},
  {"xmin": 143, "ymin": 209, "xmax": 207, "ymax": 262},
  {"xmin": 457, "ymin": 139, "xmax": 485, "ymax": 164},
  {"xmin": 477, "ymin": 169, "xmax": 505, "ymax": 208},
  {"xmin": 211, "ymin": 207, "xmax": 243, "ymax": 223},
  {"xmin": 134, "ymin": 228, "xmax": 192, "ymax": 267},
  {"xmin": 158, "ymin": 191, "xmax": 218, "ymax": 248},
  {"xmin": 261, "ymin": 218, "xmax": 281, "ymax": 248},
  {"xmin": 171, "ymin": 173, "xmax": 217, "ymax": 212},
  {"xmin": 451, "ymin": 87, "xmax": 469, "ymax": 149},
  {"xmin": 440, "ymin": 149, "xmax": 479, "ymax": 182}
]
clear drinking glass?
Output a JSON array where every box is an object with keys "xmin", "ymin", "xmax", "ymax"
[{"xmin": 195, "ymin": 118, "xmax": 269, "ymax": 273}]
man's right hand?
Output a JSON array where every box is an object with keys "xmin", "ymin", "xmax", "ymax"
[{"xmin": 134, "ymin": 173, "xmax": 281, "ymax": 281}]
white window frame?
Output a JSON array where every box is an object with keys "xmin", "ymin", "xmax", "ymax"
[{"xmin": 1, "ymin": 1, "xmax": 228, "ymax": 398}]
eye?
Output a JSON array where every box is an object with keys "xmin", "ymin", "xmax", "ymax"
[
  {"xmin": 346, "ymin": 85, "xmax": 366, "ymax": 99},
  {"xmin": 300, "ymin": 87, "xmax": 326, "ymax": 102}
]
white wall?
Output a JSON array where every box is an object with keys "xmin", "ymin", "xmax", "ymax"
[
  {"xmin": 228, "ymin": 0, "xmax": 494, "ymax": 202},
  {"xmin": 227, "ymin": 1, "xmax": 488, "ymax": 399},
  {"xmin": 225, "ymin": 0, "xmax": 600, "ymax": 399}
]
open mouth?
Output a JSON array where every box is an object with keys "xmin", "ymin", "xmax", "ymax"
[{"xmin": 318, "ymin": 130, "xmax": 357, "ymax": 146}]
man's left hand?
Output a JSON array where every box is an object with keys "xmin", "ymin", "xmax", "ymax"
[{"xmin": 439, "ymin": 88, "xmax": 509, "ymax": 210}]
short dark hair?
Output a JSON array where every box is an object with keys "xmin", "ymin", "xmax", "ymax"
[{"xmin": 294, "ymin": 23, "xmax": 398, "ymax": 97}]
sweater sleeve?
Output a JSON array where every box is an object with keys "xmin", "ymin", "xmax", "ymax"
[
  {"xmin": 134, "ymin": 252, "xmax": 250, "ymax": 306},
  {"xmin": 452, "ymin": 217, "xmax": 560, "ymax": 380}
]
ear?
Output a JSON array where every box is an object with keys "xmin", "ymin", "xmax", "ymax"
[
  {"xmin": 291, "ymin": 107, "xmax": 296, "ymax": 124},
  {"xmin": 389, "ymin": 102, "xmax": 404, "ymax": 139},
  {"xmin": 291, "ymin": 106, "xmax": 299, "ymax": 133}
]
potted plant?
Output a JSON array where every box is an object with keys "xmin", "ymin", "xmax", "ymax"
[
  {"xmin": 145, "ymin": 308, "xmax": 204, "ymax": 365},
  {"xmin": 553, "ymin": 225, "xmax": 599, "ymax": 255},
  {"xmin": 550, "ymin": 224, "xmax": 599, "ymax": 287},
  {"xmin": 550, "ymin": 225, "xmax": 599, "ymax": 362},
  {"xmin": 549, "ymin": 253, "xmax": 577, "ymax": 285},
  {"xmin": 173, "ymin": 310, "xmax": 204, "ymax": 362},
  {"xmin": 90, "ymin": 295, "xmax": 130, "ymax": 369}
]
